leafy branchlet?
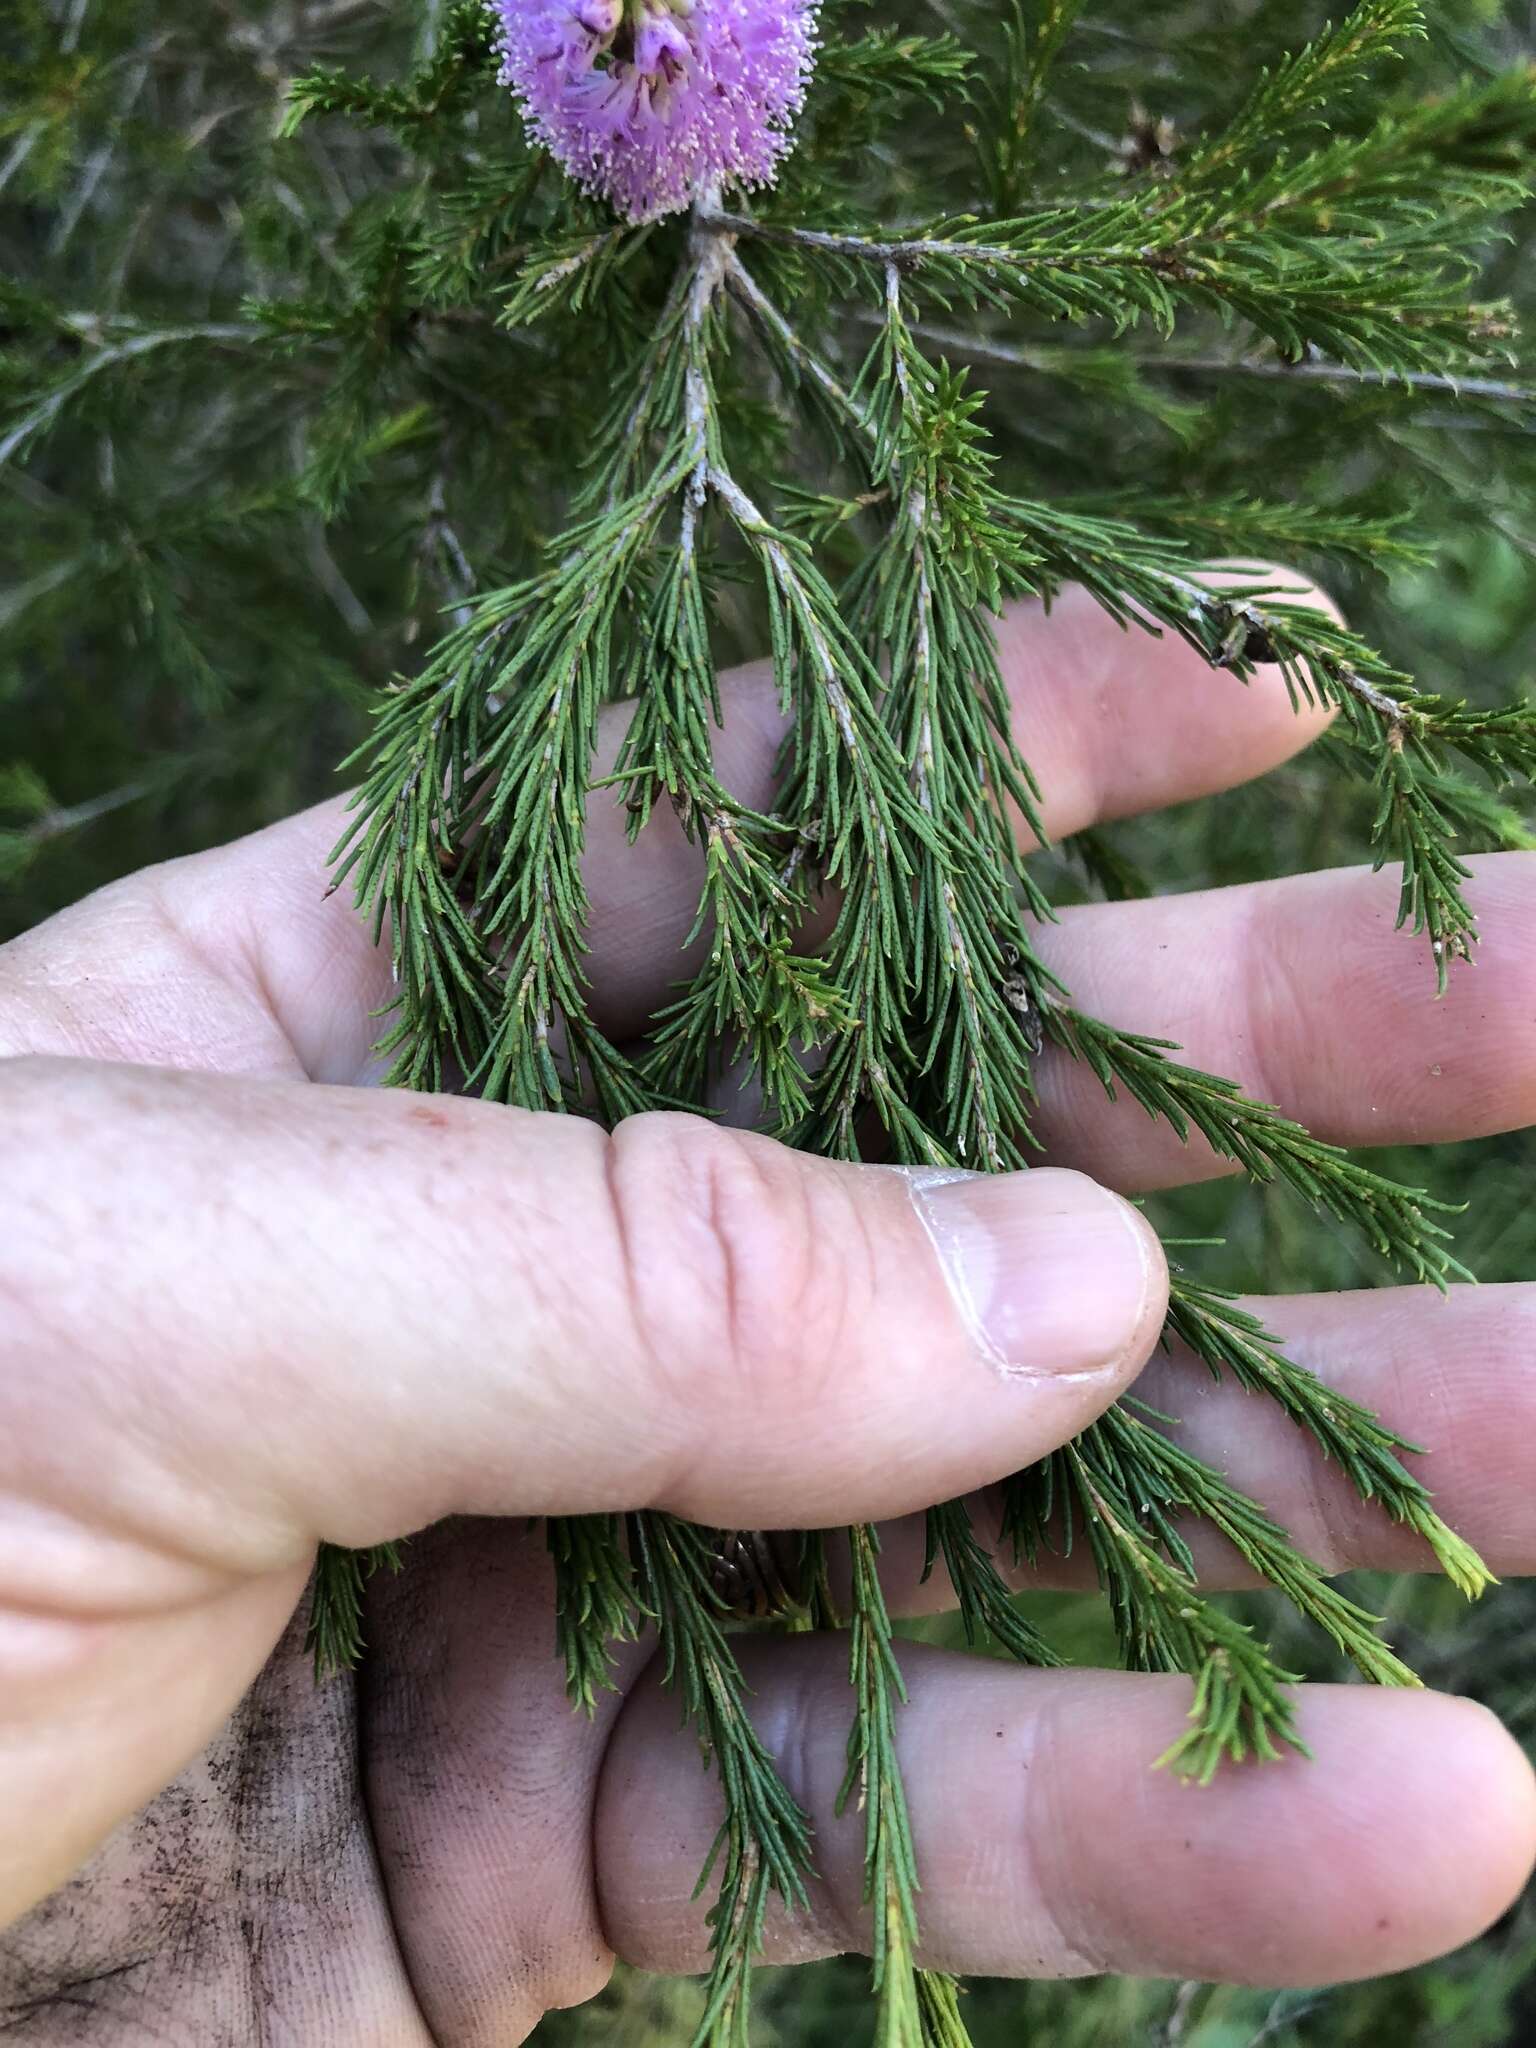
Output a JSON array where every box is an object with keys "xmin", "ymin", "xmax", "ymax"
[
  {"xmin": 306, "ymin": 1542, "xmax": 402, "ymax": 1679},
  {"xmin": 841, "ymin": 1523, "xmax": 930, "ymax": 2046},
  {"xmin": 633, "ymin": 1513, "xmax": 816, "ymax": 2047}
]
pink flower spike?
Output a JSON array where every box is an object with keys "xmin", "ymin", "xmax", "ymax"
[
  {"xmin": 632, "ymin": 12, "xmax": 690, "ymax": 75},
  {"xmin": 494, "ymin": 0, "xmax": 821, "ymax": 224}
]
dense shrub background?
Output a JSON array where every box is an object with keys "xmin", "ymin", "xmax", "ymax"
[{"xmin": 3, "ymin": 1, "xmax": 1533, "ymax": 2040}]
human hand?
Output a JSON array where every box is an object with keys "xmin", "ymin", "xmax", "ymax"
[{"xmin": 2, "ymin": 579, "xmax": 1533, "ymax": 2042}]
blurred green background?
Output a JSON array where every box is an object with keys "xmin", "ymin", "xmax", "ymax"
[{"xmin": 3, "ymin": 1, "xmax": 1534, "ymax": 2041}]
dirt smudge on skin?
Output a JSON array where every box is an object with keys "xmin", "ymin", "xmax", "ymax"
[{"xmin": 0, "ymin": 1589, "xmax": 390, "ymax": 2042}]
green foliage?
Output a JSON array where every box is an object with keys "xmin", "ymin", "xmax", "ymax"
[
  {"xmin": 6, "ymin": 2, "xmax": 1536, "ymax": 2043},
  {"xmin": 280, "ymin": 2, "xmax": 493, "ymax": 143},
  {"xmin": 975, "ymin": 1, "xmax": 1086, "ymax": 214},
  {"xmin": 634, "ymin": 1513, "xmax": 816, "ymax": 2048},
  {"xmin": 923, "ymin": 1500, "xmax": 1060, "ymax": 1667},
  {"xmin": 547, "ymin": 1513, "xmax": 647, "ymax": 1710},
  {"xmin": 305, "ymin": 1540, "xmax": 402, "ymax": 1677}
]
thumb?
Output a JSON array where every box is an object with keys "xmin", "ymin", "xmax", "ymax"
[
  {"xmin": 5, "ymin": 1058, "xmax": 1167, "ymax": 1571},
  {"xmin": 1, "ymin": 1056, "xmax": 1166, "ymax": 1925}
]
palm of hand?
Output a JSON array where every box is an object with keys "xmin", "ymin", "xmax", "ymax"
[{"xmin": 2, "ymin": 589, "xmax": 1534, "ymax": 2044}]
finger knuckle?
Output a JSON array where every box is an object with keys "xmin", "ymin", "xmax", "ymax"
[{"xmin": 604, "ymin": 1115, "xmax": 860, "ymax": 1415}]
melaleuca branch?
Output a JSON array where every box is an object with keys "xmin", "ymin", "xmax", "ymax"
[
  {"xmin": 1038, "ymin": 1004, "xmax": 1468, "ymax": 1285},
  {"xmin": 713, "ymin": 246, "xmax": 1484, "ymax": 1602},
  {"xmin": 546, "ymin": 1512, "xmax": 648, "ymax": 1710},
  {"xmin": 890, "ymin": 319, "xmax": 1536, "ymax": 409},
  {"xmin": 64, "ymin": 3, "xmax": 1531, "ymax": 2044},
  {"xmin": 1057, "ymin": 1441, "xmax": 1313, "ymax": 1783},
  {"xmin": 0, "ymin": 318, "xmax": 266, "ymax": 470},
  {"xmin": 700, "ymin": 13, "xmax": 1535, "ymax": 376},
  {"xmin": 1165, "ymin": 1282, "xmax": 1492, "ymax": 1596},
  {"xmin": 840, "ymin": 1522, "xmax": 933, "ymax": 2045},
  {"xmin": 331, "ymin": 462, "xmax": 685, "ymax": 1109},
  {"xmin": 305, "ymin": 1541, "xmax": 402, "ymax": 1679},
  {"xmin": 923, "ymin": 1500, "xmax": 1060, "ymax": 1667},
  {"xmin": 694, "ymin": 177, "xmax": 1491, "ymax": 1851},
  {"xmin": 1081, "ymin": 1408, "xmax": 1423, "ymax": 1691},
  {"xmin": 983, "ymin": 501, "xmax": 1536, "ymax": 984},
  {"xmin": 632, "ymin": 1513, "xmax": 815, "ymax": 2048}
]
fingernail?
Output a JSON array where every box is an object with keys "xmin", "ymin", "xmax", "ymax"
[{"xmin": 901, "ymin": 1166, "xmax": 1158, "ymax": 1380}]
